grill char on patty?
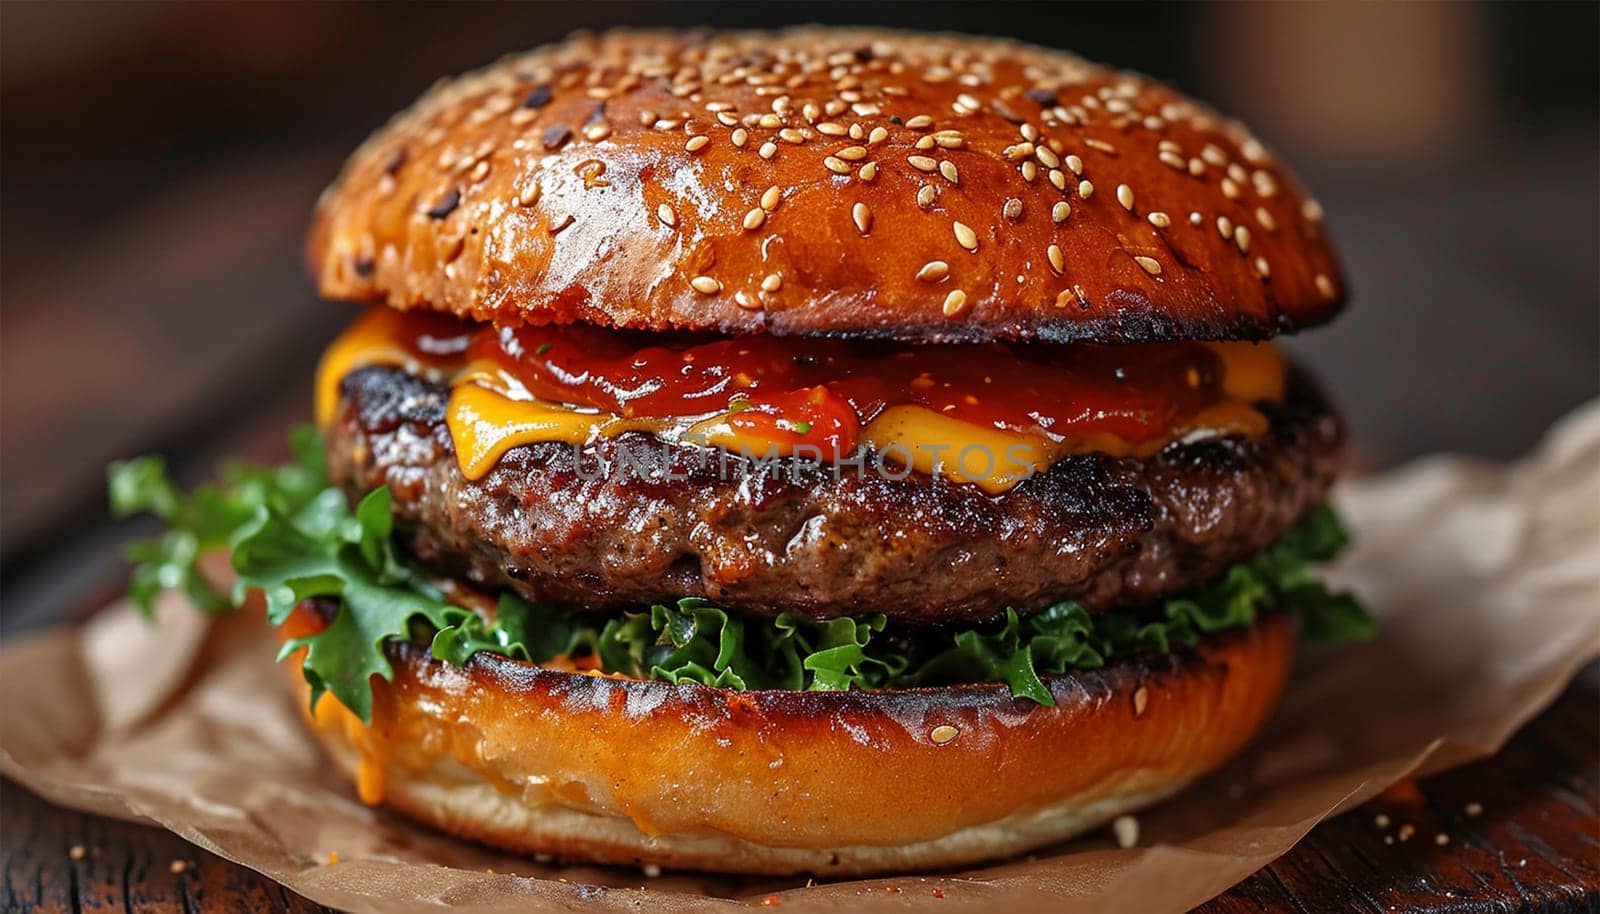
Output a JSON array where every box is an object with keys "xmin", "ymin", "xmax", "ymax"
[{"xmin": 325, "ymin": 364, "xmax": 1343, "ymax": 627}]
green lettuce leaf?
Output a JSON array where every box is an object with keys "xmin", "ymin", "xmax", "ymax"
[{"xmin": 111, "ymin": 430, "xmax": 1374, "ymax": 719}]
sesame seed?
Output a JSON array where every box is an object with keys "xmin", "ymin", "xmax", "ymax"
[
  {"xmin": 1235, "ymin": 225, "xmax": 1252, "ymax": 253},
  {"xmin": 956, "ymin": 92, "xmax": 981, "ymax": 111},
  {"xmin": 1052, "ymin": 201, "xmax": 1071, "ymax": 223},
  {"xmin": 1085, "ymin": 138, "xmax": 1117, "ymax": 154},
  {"xmin": 761, "ymin": 185, "xmax": 782, "ymax": 212},
  {"xmin": 868, "ymin": 126, "xmax": 888, "ymax": 146},
  {"xmin": 758, "ymin": 141, "xmax": 777, "ymax": 159},
  {"xmin": 905, "ymin": 114, "xmax": 934, "ymax": 129},
  {"xmin": 908, "ymin": 155, "xmax": 937, "ymax": 172},
  {"xmin": 1254, "ymin": 256, "xmax": 1270, "ymax": 278},
  {"xmin": 1003, "ymin": 198, "xmax": 1024, "ymax": 222},
  {"xmin": 851, "ymin": 202, "xmax": 872, "ymax": 235},
  {"xmin": 758, "ymin": 113, "xmax": 782, "ymax": 129},
  {"xmin": 1221, "ymin": 178, "xmax": 1241, "ymax": 199},
  {"xmin": 1054, "ymin": 289, "xmax": 1074, "ymax": 309},
  {"xmin": 1147, "ymin": 211, "xmax": 1171, "ymax": 228},
  {"xmin": 823, "ymin": 156, "xmax": 851, "ymax": 175},
  {"xmin": 916, "ymin": 185, "xmax": 938, "ymax": 209},
  {"xmin": 1253, "ymin": 169, "xmax": 1279, "ymax": 197},
  {"xmin": 837, "ymin": 145, "xmax": 867, "ymax": 161},
  {"xmin": 1256, "ymin": 207, "xmax": 1277, "ymax": 232},
  {"xmin": 731, "ymin": 128, "xmax": 749, "ymax": 148},
  {"xmin": 685, "ymin": 135, "xmax": 710, "ymax": 153},
  {"xmin": 930, "ymin": 725, "xmax": 960, "ymax": 744},
  {"xmin": 1021, "ymin": 160, "xmax": 1038, "ymax": 181},
  {"xmin": 858, "ymin": 162, "xmax": 879, "ymax": 182},
  {"xmin": 1217, "ymin": 216, "xmax": 1233, "ymax": 238},
  {"xmin": 1435, "ymin": 833, "xmax": 1450, "ymax": 846},
  {"xmin": 933, "ymin": 131, "xmax": 964, "ymax": 149},
  {"xmin": 743, "ymin": 208, "xmax": 766, "ymax": 231},
  {"xmin": 1188, "ymin": 158, "xmax": 1205, "ymax": 177},
  {"xmin": 1078, "ymin": 180, "xmax": 1094, "ymax": 199},
  {"xmin": 939, "ymin": 160, "xmax": 959, "ymax": 184},
  {"xmin": 942, "ymin": 289, "xmax": 970, "ymax": 316},
  {"xmin": 1047, "ymin": 244, "xmax": 1064, "ymax": 274},
  {"xmin": 1048, "ymin": 169, "xmax": 1067, "ymax": 191},
  {"xmin": 777, "ymin": 128, "xmax": 804, "ymax": 144},
  {"xmin": 1004, "ymin": 142, "xmax": 1034, "ymax": 161},
  {"xmin": 1315, "ymin": 274, "xmax": 1336, "ymax": 299},
  {"xmin": 914, "ymin": 135, "xmax": 935, "ymax": 150},
  {"xmin": 1116, "ymin": 184, "xmax": 1134, "ymax": 211},
  {"xmin": 690, "ymin": 275, "xmax": 722, "ymax": 294},
  {"xmin": 1134, "ymin": 256, "xmax": 1162, "ymax": 276},
  {"xmin": 817, "ymin": 121, "xmax": 847, "ymax": 136},
  {"xmin": 1202, "ymin": 144, "xmax": 1227, "ymax": 166},
  {"xmin": 761, "ymin": 272, "xmax": 782, "ymax": 292},
  {"xmin": 1065, "ymin": 154, "xmax": 1084, "ymax": 175},
  {"xmin": 1465, "ymin": 802, "xmax": 1483, "ymax": 817},
  {"xmin": 953, "ymin": 221, "xmax": 979, "ymax": 252},
  {"xmin": 1189, "ymin": 211, "xmax": 1203, "ymax": 225},
  {"xmin": 916, "ymin": 260, "xmax": 949, "ymax": 282},
  {"xmin": 1112, "ymin": 815, "xmax": 1140, "ymax": 848},
  {"xmin": 1133, "ymin": 686, "xmax": 1149, "ymax": 716},
  {"xmin": 516, "ymin": 181, "xmax": 542, "ymax": 207},
  {"xmin": 1303, "ymin": 199, "xmax": 1325, "ymax": 222},
  {"xmin": 656, "ymin": 203, "xmax": 676, "ymax": 227},
  {"xmin": 169, "ymin": 860, "xmax": 189, "ymax": 875},
  {"xmin": 1033, "ymin": 146, "xmax": 1061, "ymax": 170},
  {"xmin": 1159, "ymin": 151, "xmax": 1186, "ymax": 171}
]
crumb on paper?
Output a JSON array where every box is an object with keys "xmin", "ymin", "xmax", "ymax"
[
  {"xmin": 1112, "ymin": 814, "xmax": 1140, "ymax": 848},
  {"xmin": 326, "ymin": 852, "xmax": 340, "ymax": 864},
  {"xmin": 169, "ymin": 859, "xmax": 189, "ymax": 874},
  {"xmin": 760, "ymin": 896, "xmax": 781, "ymax": 907},
  {"xmin": 1373, "ymin": 813, "xmax": 1391, "ymax": 828},
  {"xmin": 68, "ymin": 845, "xmax": 86, "ymax": 861},
  {"xmin": 933, "ymin": 888, "xmax": 945, "ymax": 898},
  {"xmin": 1464, "ymin": 802, "xmax": 1483, "ymax": 817},
  {"xmin": 642, "ymin": 863, "xmax": 662, "ymax": 878}
]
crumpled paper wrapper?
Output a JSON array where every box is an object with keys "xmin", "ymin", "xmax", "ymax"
[{"xmin": 4, "ymin": 402, "xmax": 1598, "ymax": 914}]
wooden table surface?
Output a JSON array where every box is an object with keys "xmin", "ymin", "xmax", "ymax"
[{"xmin": 2, "ymin": 51, "xmax": 1597, "ymax": 914}]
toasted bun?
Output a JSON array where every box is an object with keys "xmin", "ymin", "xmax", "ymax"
[
  {"xmin": 291, "ymin": 611, "xmax": 1292, "ymax": 875},
  {"xmin": 309, "ymin": 28, "xmax": 1344, "ymax": 344}
]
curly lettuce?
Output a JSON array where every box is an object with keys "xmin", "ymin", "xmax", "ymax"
[{"xmin": 109, "ymin": 428, "xmax": 1372, "ymax": 721}]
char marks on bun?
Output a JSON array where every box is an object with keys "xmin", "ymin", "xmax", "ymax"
[{"xmin": 310, "ymin": 28, "xmax": 1344, "ymax": 344}]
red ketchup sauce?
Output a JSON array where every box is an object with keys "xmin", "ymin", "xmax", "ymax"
[{"xmin": 445, "ymin": 320, "xmax": 1233, "ymax": 457}]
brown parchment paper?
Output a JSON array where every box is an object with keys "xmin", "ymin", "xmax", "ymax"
[{"xmin": 4, "ymin": 401, "xmax": 1599, "ymax": 914}]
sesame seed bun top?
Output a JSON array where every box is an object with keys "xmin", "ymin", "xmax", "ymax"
[{"xmin": 308, "ymin": 28, "xmax": 1346, "ymax": 343}]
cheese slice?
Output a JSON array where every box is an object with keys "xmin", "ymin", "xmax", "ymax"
[{"xmin": 317, "ymin": 310, "xmax": 1285, "ymax": 492}]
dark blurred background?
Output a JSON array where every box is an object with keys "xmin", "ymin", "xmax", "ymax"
[{"xmin": 2, "ymin": 1, "xmax": 1596, "ymax": 628}]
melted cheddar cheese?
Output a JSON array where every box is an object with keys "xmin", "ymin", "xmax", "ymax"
[{"xmin": 316, "ymin": 308, "xmax": 1286, "ymax": 493}]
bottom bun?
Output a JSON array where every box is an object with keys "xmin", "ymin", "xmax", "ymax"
[{"xmin": 288, "ymin": 610, "xmax": 1292, "ymax": 876}]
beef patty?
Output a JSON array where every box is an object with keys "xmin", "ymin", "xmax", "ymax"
[{"xmin": 326, "ymin": 364, "xmax": 1343, "ymax": 626}]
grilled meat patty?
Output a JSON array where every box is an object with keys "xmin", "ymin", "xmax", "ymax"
[{"xmin": 326, "ymin": 364, "xmax": 1343, "ymax": 626}]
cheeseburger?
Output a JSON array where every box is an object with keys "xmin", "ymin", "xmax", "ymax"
[{"xmin": 111, "ymin": 28, "xmax": 1371, "ymax": 876}]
